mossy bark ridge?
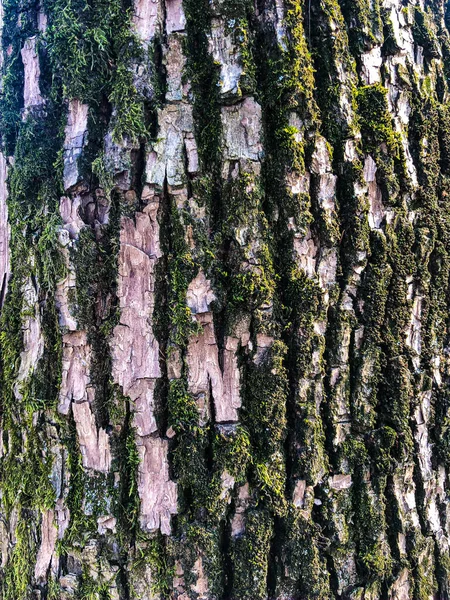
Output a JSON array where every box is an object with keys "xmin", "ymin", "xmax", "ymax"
[{"xmin": 0, "ymin": 0, "xmax": 450, "ymax": 598}]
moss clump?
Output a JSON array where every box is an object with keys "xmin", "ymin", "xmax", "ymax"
[
  {"xmin": 0, "ymin": 92, "xmax": 66, "ymax": 596},
  {"xmin": 0, "ymin": 54, "xmax": 24, "ymax": 155},
  {"xmin": 166, "ymin": 205, "xmax": 200, "ymax": 347},
  {"xmin": 182, "ymin": 0, "xmax": 221, "ymax": 168},
  {"xmin": 242, "ymin": 341, "xmax": 288, "ymax": 513},
  {"xmin": 340, "ymin": 0, "xmax": 383, "ymax": 56},
  {"xmin": 77, "ymin": 564, "xmax": 113, "ymax": 600},
  {"xmin": 308, "ymin": 0, "xmax": 356, "ymax": 145},
  {"xmin": 173, "ymin": 522, "xmax": 225, "ymax": 599},
  {"xmin": 1, "ymin": 417, "xmax": 56, "ymax": 517},
  {"xmin": 168, "ymin": 379, "xmax": 209, "ymax": 515},
  {"xmin": 346, "ymin": 439, "xmax": 392, "ymax": 583},
  {"xmin": 273, "ymin": 0, "xmax": 320, "ymax": 126},
  {"xmin": 92, "ymin": 151, "xmax": 115, "ymax": 197},
  {"xmin": 1, "ymin": 518, "xmax": 37, "ymax": 600},
  {"xmin": 356, "ymin": 83, "xmax": 398, "ymax": 154},
  {"xmin": 60, "ymin": 419, "xmax": 96, "ymax": 549},
  {"xmin": 211, "ymin": 173, "xmax": 277, "ymax": 333},
  {"xmin": 231, "ymin": 507, "xmax": 274, "ymax": 600},
  {"xmin": 275, "ymin": 509, "xmax": 331, "ymax": 599},
  {"xmin": 409, "ymin": 536, "xmax": 438, "ymax": 600},
  {"xmin": 168, "ymin": 380, "xmax": 252, "ymax": 596},
  {"xmin": 43, "ymin": 0, "xmax": 150, "ymax": 142},
  {"xmin": 243, "ymin": 341, "xmax": 288, "ymax": 458},
  {"xmin": 412, "ymin": 8, "xmax": 440, "ymax": 60},
  {"xmin": 131, "ymin": 533, "xmax": 174, "ymax": 598},
  {"xmin": 114, "ymin": 414, "xmax": 140, "ymax": 541},
  {"xmin": 213, "ymin": 424, "xmax": 251, "ymax": 487},
  {"xmin": 433, "ymin": 387, "xmax": 450, "ymax": 468},
  {"xmin": 0, "ymin": 0, "xmax": 38, "ymax": 154}
]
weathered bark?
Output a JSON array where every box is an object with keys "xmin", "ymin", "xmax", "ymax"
[{"xmin": 0, "ymin": 0, "xmax": 450, "ymax": 598}]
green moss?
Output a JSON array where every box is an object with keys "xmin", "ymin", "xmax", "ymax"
[
  {"xmin": 59, "ymin": 417, "xmax": 99, "ymax": 550},
  {"xmin": 231, "ymin": 507, "xmax": 274, "ymax": 600},
  {"xmin": 278, "ymin": 0, "xmax": 320, "ymax": 124},
  {"xmin": 166, "ymin": 206, "xmax": 200, "ymax": 346},
  {"xmin": 71, "ymin": 227, "xmax": 100, "ymax": 328},
  {"xmin": 92, "ymin": 151, "xmax": 115, "ymax": 197},
  {"xmin": 211, "ymin": 174, "xmax": 277, "ymax": 331},
  {"xmin": 433, "ymin": 387, "xmax": 450, "ymax": 468},
  {"xmin": 0, "ymin": 0, "xmax": 39, "ymax": 154},
  {"xmin": 118, "ymin": 419, "xmax": 140, "ymax": 531},
  {"xmin": 435, "ymin": 549, "xmax": 450, "ymax": 599},
  {"xmin": 356, "ymin": 83, "xmax": 398, "ymax": 154},
  {"xmin": 360, "ymin": 232, "xmax": 392, "ymax": 346},
  {"xmin": 70, "ymin": 190, "xmax": 121, "ymax": 426},
  {"xmin": 213, "ymin": 424, "xmax": 251, "ymax": 487},
  {"xmin": 169, "ymin": 375, "xmax": 252, "ymax": 521},
  {"xmin": 409, "ymin": 536, "xmax": 438, "ymax": 600},
  {"xmin": 168, "ymin": 378, "xmax": 199, "ymax": 434},
  {"xmin": 1, "ymin": 419, "xmax": 56, "ymax": 516},
  {"xmin": 275, "ymin": 509, "xmax": 331, "ymax": 599},
  {"xmin": 131, "ymin": 533, "xmax": 174, "ymax": 598},
  {"xmin": 340, "ymin": 0, "xmax": 382, "ymax": 56},
  {"xmin": 77, "ymin": 565, "xmax": 113, "ymax": 600},
  {"xmin": 0, "ymin": 87, "xmax": 67, "ymax": 597},
  {"xmin": 0, "ymin": 54, "xmax": 24, "ymax": 155},
  {"xmin": 293, "ymin": 385, "xmax": 329, "ymax": 483},
  {"xmin": 309, "ymin": 0, "xmax": 356, "ymax": 145},
  {"xmin": 255, "ymin": 0, "xmax": 319, "ymax": 181},
  {"xmin": 1, "ymin": 518, "xmax": 37, "ymax": 600},
  {"xmin": 47, "ymin": 575, "xmax": 62, "ymax": 600},
  {"xmin": 182, "ymin": 522, "xmax": 225, "ymax": 598},
  {"xmin": 412, "ymin": 8, "xmax": 440, "ymax": 60},
  {"xmin": 43, "ymin": 0, "xmax": 118, "ymax": 100},
  {"xmin": 183, "ymin": 0, "xmax": 221, "ymax": 168},
  {"xmin": 242, "ymin": 340, "xmax": 288, "ymax": 513},
  {"xmin": 346, "ymin": 439, "xmax": 392, "ymax": 583},
  {"xmin": 109, "ymin": 44, "xmax": 148, "ymax": 144},
  {"xmin": 43, "ymin": 0, "xmax": 150, "ymax": 142},
  {"xmin": 168, "ymin": 379, "xmax": 210, "ymax": 515},
  {"xmin": 243, "ymin": 341, "xmax": 288, "ymax": 458}
]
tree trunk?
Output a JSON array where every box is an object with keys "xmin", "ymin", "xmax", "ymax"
[{"xmin": 0, "ymin": 0, "xmax": 450, "ymax": 598}]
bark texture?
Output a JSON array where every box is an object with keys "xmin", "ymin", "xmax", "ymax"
[{"xmin": 1, "ymin": 0, "xmax": 450, "ymax": 598}]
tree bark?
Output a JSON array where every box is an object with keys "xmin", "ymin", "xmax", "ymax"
[{"xmin": 0, "ymin": 0, "xmax": 450, "ymax": 598}]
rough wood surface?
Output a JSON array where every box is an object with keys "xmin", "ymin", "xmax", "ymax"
[{"xmin": 1, "ymin": 0, "xmax": 450, "ymax": 598}]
